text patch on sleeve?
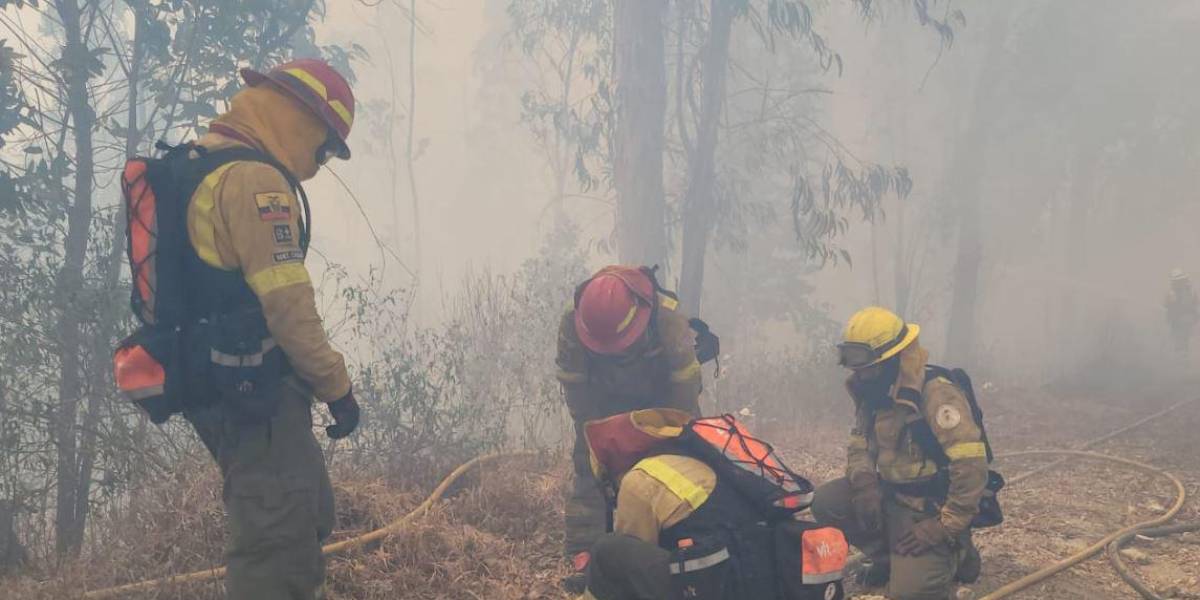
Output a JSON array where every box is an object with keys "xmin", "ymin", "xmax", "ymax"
[
  {"xmin": 272, "ymin": 250, "xmax": 304, "ymax": 263},
  {"xmin": 273, "ymin": 224, "xmax": 294, "ymax": 245}
]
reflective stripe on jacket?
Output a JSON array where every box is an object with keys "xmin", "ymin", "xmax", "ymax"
[{"xmin": 187, "ymin": 134, "xmax": 350, "ymax": 403}]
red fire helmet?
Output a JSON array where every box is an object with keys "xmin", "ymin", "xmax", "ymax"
[{"xmin": 574, "ymin": 266, "xmax": 656, "ymax": 355}]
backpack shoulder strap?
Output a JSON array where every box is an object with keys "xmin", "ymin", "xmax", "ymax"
[{"xmin": 182, "ymin": 145, "xmax": 312, "ymax": 255}]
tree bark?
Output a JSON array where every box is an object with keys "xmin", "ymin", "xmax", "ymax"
[
  {"xmin": 613, "ymin": 0, "xmax": 669, "ymax": 267},
  {"xmin": 943, "ymin": 7, "xmax": 1012, "ymax": 366},
  {"xmin": 52, "ymin": 0, "xmax": 96, "ymax": 557},
  {"xmin": 893, "ymin": 199, "xmax": 911, "ymax": 317},
  {"xmin": 678, "ymin": 0, "xmax": 735, "ymax": 311},
  {"xmin": 945, "ymin": 185, "xmax": 981, "ymax": 363}
]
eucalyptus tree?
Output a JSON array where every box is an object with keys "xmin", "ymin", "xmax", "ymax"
[{"xmin": 0, "ymin": 0, "xmax": 356, "ymax": 556}]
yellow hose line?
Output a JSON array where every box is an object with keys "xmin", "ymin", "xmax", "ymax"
[
  {"xmin": 1004, "ymin": 397, "xmax": 1198, "ymax": 488},
  {"xmin": 978, "ymin": 450, "xmax": 1187, "ymax": 600},
  {"xmin": 82, "ymin": 451, "xmax": 536, "ymax": 599}
]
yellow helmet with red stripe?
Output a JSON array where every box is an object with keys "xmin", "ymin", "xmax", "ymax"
[{"xmin": 241, "ymin": 58, "xmax": 355, "ymax": 159}]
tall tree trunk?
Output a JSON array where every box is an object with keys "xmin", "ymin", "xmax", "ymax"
[
  {"xmin": 678, "ymin": 0, "xmax": 735, "ymax": 311},
  {"xmin": 52, "ymin": 0, "xmax": 96, "ymax": 557},
  {"xmin": 945, "ymin": 186, "xmax": 981, "ymax": 363},
  {"xmin": 406, "ymin": 0, "xmax": 422, "ymax": 290},
  {"xmin": 613, "ymin": 0, "xmax": 669, "ymax": 267},
  {"xmin": 893, "ymin": 199, "xmax": 911, "ymax": 317},
  {"xmin": 943, "ymin": 7, "xmax": 1012, "ymax": 366}
]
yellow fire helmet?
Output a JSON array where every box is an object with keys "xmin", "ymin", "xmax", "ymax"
[{"xmin": 838, "ymin": 306, "xmax": 920, "ymax": 369}]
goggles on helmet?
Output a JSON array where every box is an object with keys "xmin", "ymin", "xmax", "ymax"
[{"xmin": 837, "ymin": 324, "xmax": 909, "ymax": 369}]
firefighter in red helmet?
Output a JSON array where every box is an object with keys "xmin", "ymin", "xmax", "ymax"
[{"xmin": 556, "ymin": 265, "xmax": 703, "ymax": 590}]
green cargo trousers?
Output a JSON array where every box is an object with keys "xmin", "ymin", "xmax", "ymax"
[
  {"xmin": 582, "ymin": 533, "xmax": 673, "ymax": 600},
  {"xmin": 186, "ymin": 382, "xmax": 335, "ymax": 600},
  {"xmin": 812, "ymin": 477, "xmax": 970, "ymax": 600},
  {"xmin": 566, "ymin": 422, "xmax": 610, "ymax": 558}
]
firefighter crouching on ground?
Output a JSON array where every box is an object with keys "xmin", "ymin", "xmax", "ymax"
[
  {"xmin": 577, "ymin": 409, "xmax": 846, "ymax": 600},
  {"xmin": 1165, "ymin": 268, "xmax": 1198, "ymax": 356},
  {"xmin": 812, "ymin": 307, "xmax": 987, "ymax": 600},
  {"xmin": 184, "ymin": 59, "xmax": 360, "ymax": 600},
  {"xmin": 576, "ymin": 409, "xmax": 706, "ymax": 600},
  {"xmin": 556, "ymin": 266, "xmax": 703, "ymax": 586}
]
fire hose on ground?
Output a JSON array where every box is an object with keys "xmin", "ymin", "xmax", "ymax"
[
  {"xmin": 82, "ymin": 398, "xmax": 1196, "ymax": 599},
  {"xmin": 1107, "ymin": 521, "xmax": 1200, "ymax": 600},
  {"xmin": 977, "ymin": 450, "xmax": 1187, "ymax": 600},
  {"xmin": 83, "ymin": 451, "xmax": 537, "ymax": 599}
]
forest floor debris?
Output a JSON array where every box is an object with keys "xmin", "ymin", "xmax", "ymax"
[{"xmin": 2, "ymin": 386, "xmax": 1198, "ymax": 600}]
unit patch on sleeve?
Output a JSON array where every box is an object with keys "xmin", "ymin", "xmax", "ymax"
[
  {"xmin": 935, "ymin": 405, "xmax": 962, "ymax": 430},
  {"xmin": 255, "ymin": 192, "xmax": 292, "ymax": 221},
  {"xmin": 272, "ymin": 250, "xmax": 304, "ymax": 263},
  {"xmin": 273, "ymin": 224, "xmax": 294, "ymax": 245}
]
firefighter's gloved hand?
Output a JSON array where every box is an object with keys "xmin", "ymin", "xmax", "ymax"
[
  {"xmin": 851, "ymin": 481, "xmax": 884, "ymax": 534},
  {"xmin": 326, "ymin": 390, "xmax": 360, "ymax": 439},
  {"xmin": 895, "ymin": 517, "xmax": 951, "ymax": 556}
]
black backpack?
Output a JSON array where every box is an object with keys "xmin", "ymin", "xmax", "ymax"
[
  {"xmin": 906, "ymin": 365, "xmax": 1005, "ymax": 528},
  {"xmin": 640, "ymin": 266, "xmax": 721, "ymax": 368},
  {"xmin": 664, "ymin": 416, "xmax": 845, "ymax": 600},
  {"xmin": 112, "ymin": 142, "xmax": 307, "ymax": 423}
]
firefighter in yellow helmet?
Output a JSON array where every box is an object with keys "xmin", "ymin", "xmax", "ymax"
[
  {"xmin": 1165, "ymin": 268, "xmax": 1198, "ymax": 356},
  {"xmin": 811, "ymin": 307, "xmax": 988, "ymax": 600},
  {"xmin": 180, "ymin": 59, "xmax": 358, "ymax": 600}
]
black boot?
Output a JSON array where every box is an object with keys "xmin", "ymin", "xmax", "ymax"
[
  {"xmin": 956, "ymin": 537, "xmax": 981, "ymax": 584},
  {"xmin": 853, "ymin": 557, "xmax": 891, "ymax": 587}
]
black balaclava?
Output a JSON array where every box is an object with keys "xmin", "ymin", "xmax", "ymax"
[{"xmin": 852, "ymin": 356, "xmax": 901, "ymax": 411}]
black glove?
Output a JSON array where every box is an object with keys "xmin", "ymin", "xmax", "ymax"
[
  {"xmin": 851, "ymin": 482, "xmax": 885, "ymax": 534},
  {"xmin": 895, "ymin": 517, "xmax": 952, "ymax": 556},
  {"xmin": 326, "ymin": 390, "xmax": 360, "ymax": 439}
]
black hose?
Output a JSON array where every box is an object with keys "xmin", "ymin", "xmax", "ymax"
[{"xmin": 1106, "ymin": 521, "xmax": 1200, "ymax": 600}]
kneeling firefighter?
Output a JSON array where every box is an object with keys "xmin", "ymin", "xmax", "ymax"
[
  {"xmin": 579, "ymin": 409, "xmax": 848, "ymax": 600},
  {"xmin": 812, "ymin": 307, "xmax": 1003, "ymax": 600},
  {"xmin": 556, "ymin": 266, "xmax": 719, "ymax": 582},
  {"xmin": 113, "ymin": 59, "xmax": 360, "ymax": 600}
]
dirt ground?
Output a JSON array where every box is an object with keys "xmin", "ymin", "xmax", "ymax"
[
  {"xmin": 380, "ymin": 380, "xmax": 1200, "ymax": 600},
  {"xmin": 6, "ymin": 382, "xmax": 1199, "ymax": 599}
]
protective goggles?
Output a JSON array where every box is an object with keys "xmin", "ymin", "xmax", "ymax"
[{"xmin": 837, "ymin": 324, "xmax": 908, "ymax": 369}]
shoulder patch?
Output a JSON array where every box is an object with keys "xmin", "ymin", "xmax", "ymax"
[
  {"xmin": 273, "ymin": 224, "xmax": 294, "ymax": 245},
  {"xmin": 255, "ymin": 192, "xmax": 292, "ymax": 221},
  {"xmin": 660, "ymin": 296, "xmax": 679, "ymax": 311},
  {"xmin": 935, "ymin": 404, "xmax": 962, "ymax": 430}
]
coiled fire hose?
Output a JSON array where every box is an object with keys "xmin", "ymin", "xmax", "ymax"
[
  {"xmin": 976, "ymin": 450, "xmax": 1187, "ymax": 600},
  {"xmin": 83, "ymin": 451, "xmax": 537, "ymax": 599},
  {"xmin": 973, "ymin": 395, "xmax": 1199, "ymax": 599},
  {"xmin": 1106, "ymin": 521, "xmax": 1200, "ymax": 600},
  {"xmin": 81, "ymin": 397, "xmax": 1198, "ymax": 599}
]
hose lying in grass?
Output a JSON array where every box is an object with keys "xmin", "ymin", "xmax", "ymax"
[
  {"xmin": 82, "ymin": 451, "xmax": 537, "ymax": 600},
  {"xmin": 1106, "ymin": 521, "xmax": 1200, "ymax": 600},
  {"xmin": 977, "ymin": 450, "xmax": 1187, "ymax": 600}
]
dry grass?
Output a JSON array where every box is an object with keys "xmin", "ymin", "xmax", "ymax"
[
  {"xmin": 0, "ymin": 454, "xmax": 571, "ymax": 600},
  {"xmin": 3, "ymin": 390, "xmax": 1199, "ymax": 600}
]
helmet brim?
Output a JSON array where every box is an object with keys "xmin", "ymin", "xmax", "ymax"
[
  {"xmin": 871, "ymin": 323, "xmax": 919, "ymax": 366},
  {"xmin": 575, "ymin": 304, "xmax": 652, "ymax": 356},
  {"xmin": 239, "ymin": 67, "xmax": 352, "ymax": 160}
]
